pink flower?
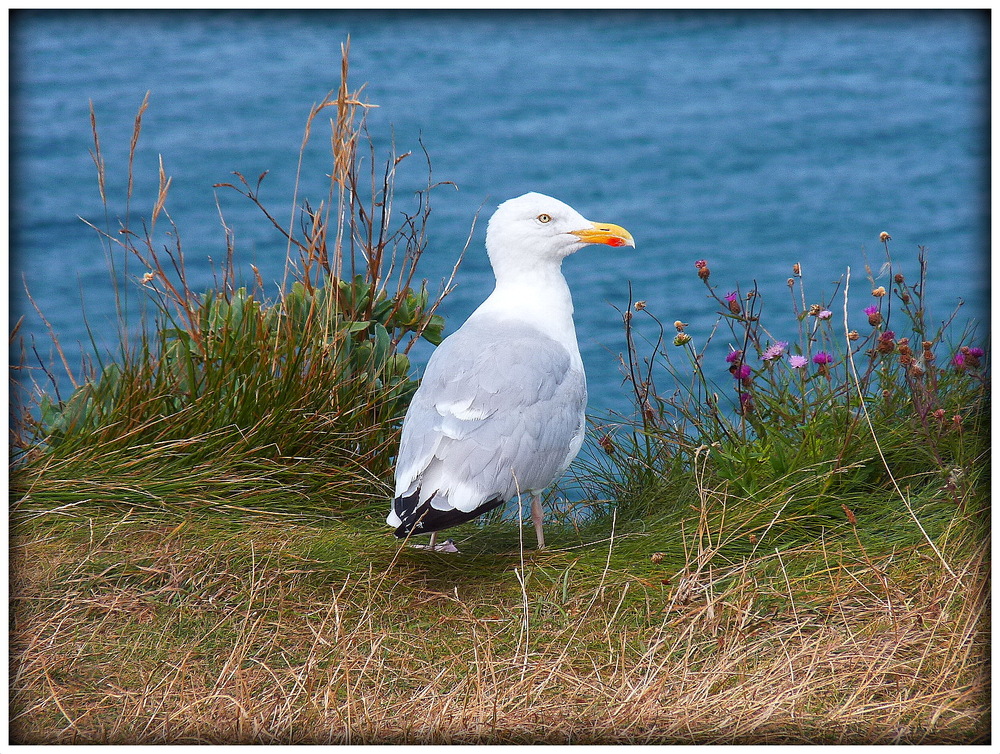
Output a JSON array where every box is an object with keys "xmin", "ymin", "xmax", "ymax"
[
  {"xmin": 694, "ymin": 260, "xmax": 707, "ymax": 270},
  {"xmin": 762, "ymin": 342, "xmax": 788, "ymax": 361},
  {"xmin": 725, "ymin": 349, "xmax": 743, "ymax": 364},
  {"xmin": 813, "ymin": 351, "xmax": 833, "ymax": 365},
  {"xmin": 969, "ymin": 347, "xmax": 985, "ymax": 358},
  {"xmin": 817, "ymin": 310, "xmax": 833, "ymax": 320},
  {"xmin": 864, "ymin": 305, "xmax": 878, "ymax": 316},
  {"xmin": 733, "ymin": 364, "xmax": 752, "ymax": 380},
  {"xmin": 789, "ymin": 355, "xmax": 808, "ymax": 369},
  {"xmin": 724, "ymin": 291, "xmax": 738, "ymax": 303}
]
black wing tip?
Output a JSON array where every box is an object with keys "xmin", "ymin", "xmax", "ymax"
[{"xmin": 392, "ymin": 490, "xmax": 506, "ymax": 538}]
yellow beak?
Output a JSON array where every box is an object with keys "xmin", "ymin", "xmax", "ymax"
[{"xmin": 568, "ymin": 221, "xmax": 635, "ymax": 249}]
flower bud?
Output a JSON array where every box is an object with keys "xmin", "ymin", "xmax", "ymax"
[{"xmin": 673, "ymin": 333, "xmax": 692, "ymax": 346}]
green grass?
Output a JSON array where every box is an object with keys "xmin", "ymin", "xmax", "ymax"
[
  {"xmin": 10, "ymin": 507, "xmax": 989, "ymax": 743},
  {"xmin": 9, "ymin": 42, "xmax": 990, "ymax": 743}
]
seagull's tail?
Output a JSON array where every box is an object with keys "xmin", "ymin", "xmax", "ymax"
[{"xmin": 391, "ymin": 490, "xmax": 506, "ymax": 538}]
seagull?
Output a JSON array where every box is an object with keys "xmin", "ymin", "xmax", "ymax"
[{"xmin": 387, "ymin": 192, "xmax": 634, "ymax": 550}]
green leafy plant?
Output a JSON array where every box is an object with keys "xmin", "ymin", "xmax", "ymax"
[
  {"xmin": 584, "ymin": 240, "xmax": 989, "ymax": 560},
  {"xmin": 12, "ymin": 43, "xmax": 458, "ymax": 520}
]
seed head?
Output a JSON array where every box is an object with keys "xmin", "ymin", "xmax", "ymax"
[
  {"xmin": 809, "ymin": 303, "xmax": 822, "ymax": 316},
  {"xmin": 847, "ymin": 330, "xmax": 859, "ymax": 341},
  {"xmin": 634, "ymin": 300, "xmax": 646, "ymax": 311},
  {"xmin": 894, "ymin": 273, "xmax": 905, "ymax": 284},
  {"xmin": 879, "ymin": 231, "xmax": 891, "ymax": 242},
  {"xmin": 725, "ymin": 291, "xmax": 740, "ymax": 314},
  {"xmin": 651, "ymin": 552, "xmax": 665, "ymax": 564},
  {"xmin": 872, "ymin": 286, "xmax": 887, "ymax": 298},
  {"xmin": 792, "ymin": 263, "xmax": 801, "ymax": 276},
  {"xmin": 673, "ymin": 320, "xmax": 688, "ymax": 332}
]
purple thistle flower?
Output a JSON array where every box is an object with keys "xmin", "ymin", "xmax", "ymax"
[
  {"xmin": 813, "ymin": 351, "xmax": 834, "ymax": 365},
  {"xmin": 863, "ymin": 305, "xmax": 878, "ymax": 316},
  {"xmin": 732, "ymin": 363, "xmax": 752, "ymax": 380},
  {"xmin": 725, "ymin": 349, "xmax": 743, "ymax": 364},
  {"xmin": 762, "ymin": 341, "xmax": 788, "ymax": 361},
  {"xmin": 952, "ymin": 352, "xmax": 966, "ymax": 368},
  {"xmin": 817, "ymin": 309, "xmax": 833, "ymax": 320},
  {"xmin": 724, "ymin": 291, "xmax": 738, "ymax": 303},
  {"xmin": 880, "ymin": 330, "xmax": 896, "ymax": 342},
  {"xmin": 694, "ymin": 259, "xmax": 707, "ymax": 269},
  {"xmin": 789, "ymin": 355, "xmax": 808, "ymax": 369},
  {"xmin": 969, "ymin": 347, "xmax": 985, "ymax": 358}
]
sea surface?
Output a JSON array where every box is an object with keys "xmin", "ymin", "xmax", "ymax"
[{"xmin": 11, "ymin": 10, "xmax": 990, "ymax": 421}]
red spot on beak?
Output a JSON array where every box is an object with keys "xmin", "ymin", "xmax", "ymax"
[{"xmin": 606, "ymin": 237, "xmax": 626, "ymax": 247}]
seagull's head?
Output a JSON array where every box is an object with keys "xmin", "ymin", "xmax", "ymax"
[{"xmin": 485, "ymin": 192, "xmax": 635, "ymax": 273}]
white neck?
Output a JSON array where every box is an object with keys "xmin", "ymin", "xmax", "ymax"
[{"xmin": 469, "ymin": 262, "xmax": 582, "ymax": 367}]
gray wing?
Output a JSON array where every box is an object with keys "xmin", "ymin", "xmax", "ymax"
[{"xmin": 392, "ymin": 319, "xmax": 586, "ymax": 515}]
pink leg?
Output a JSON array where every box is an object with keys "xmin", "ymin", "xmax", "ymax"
[{"xmin": 531, "ymin": 493, "xmax": 545, "ymax": 550}]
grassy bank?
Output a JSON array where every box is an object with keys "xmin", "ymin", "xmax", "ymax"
[
  {"xmin": 9, "ymin": 506, "xmax": 988, "ymax": 743},
  {"xmin": 10, "ymin": 44, "xmax": 990, "ymax": 743}
]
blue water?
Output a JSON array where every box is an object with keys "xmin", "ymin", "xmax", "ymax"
[{"xmin": 11, "ymin": 10, "xmax": 989, "ymax": 420}]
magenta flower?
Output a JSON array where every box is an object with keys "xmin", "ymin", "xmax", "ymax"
[
  {"xmin": 952, "ymin": 352, "xmax": 966, "ymax": 369},
  {"xmin": 725, "ymin": 349, "xmax": 743, "ymax": 364},
  {"xmin": 733, "ymin": 364, "xmax": 752, "ymax": 380},
  {"xmin": 880, "ymin": 330, "xmax": 896, "ymax": 342},
  {"xmin": 762, "ymin": 341, "xmax": 788, "ymax": 361},
  {"xmin": 724, "ymin": 291, "xmax": 738, "ymax": 303},
  {"xmin": 738, "ymin": 392, "xmax": 754, "ymax": 413},
  {"xmin": 813, "ymin": 351, "xmax": 834, "ymax": 365},
  {"xmin": 969, "ymin": 347, "xmax": 985, "ymax": 358},
  {"xmin": 863, "ymin": 305, "xmax": 878, "ymax": 316},
  {"xmin": 694, "ymin": 259, "xmax": 707, "ymax": 269},
  {"xmin": 789, "ymin": 354, "xmax": 808, "ymax": 369},
  {"xmin": 817, "ymin": 310, "xmax": 833, "ymax": 320}
]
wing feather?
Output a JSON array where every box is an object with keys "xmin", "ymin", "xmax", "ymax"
[{"xmin": 391, "ymin": 319, "xmax": 586, "ymax": 519}]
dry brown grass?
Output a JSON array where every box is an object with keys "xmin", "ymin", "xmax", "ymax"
[{"xmin": 9, "ymin": 509, "xmax": 989, "ymax": 744}]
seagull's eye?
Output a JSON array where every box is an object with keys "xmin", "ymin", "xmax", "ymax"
[{"xmin": 537, "ymin": 213, "xmax": 552, "ymax": 224}]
